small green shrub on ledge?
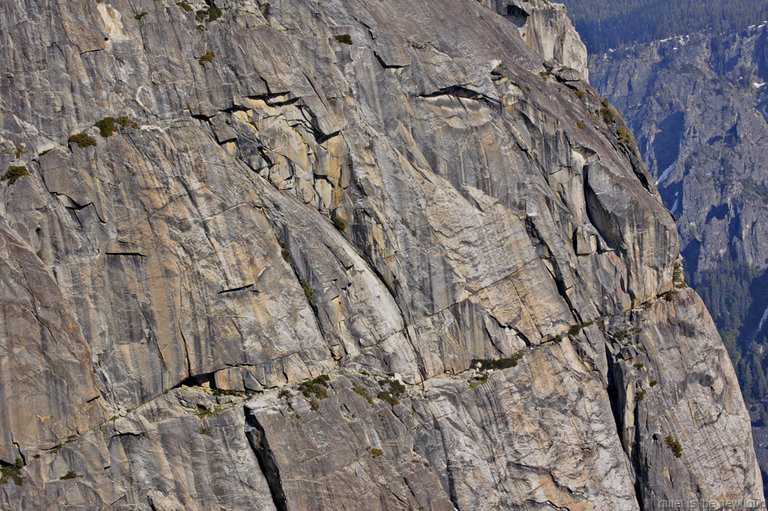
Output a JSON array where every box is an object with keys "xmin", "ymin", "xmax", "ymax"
[
  {"xmin": 2, "ymin": 166, "xmax": 28, "ymax": 185},
  {"xmin": 299, "ymin": 375, "xmax": 330, "ymax": 399},
  {"xmin": 198, "ymin": 50, "xmax": 216, "ymax": 68},
  {"xmin": 95, "ymin": 116, "xmax": 138, "ymax": 138},
  {"xmin": 471, "ymin": 352, "xmax": 523, "ymax": 371},
  {"xmin": 68, "ymin": 132, "xmax": 97, "ymax": 148},
  {"xmin": 665, "ymin": 435, "xmax": 683, "ymax": 458},
  {"xmin": 333, "ymin": 216, "xmax": 347, "ymax": 231},
  {"xmin": 568, "ymin": 324, "xmax": 583, "ymax": 336},
  {"xmin": 366, "ymin": 446, "xmax": 383, "ymax": 457},
  {"xmin": 352, "ymin": 383, "xmax": 373, "ymax": 404},
  {"xmin": 334, "ymin": 34, "xmax": 353, "ymax": 45},
  {"xmin": 600, "ymin": 98, "xmax": 615, "ymax": 123},
  {"xmin": 377, "ymin": 378, "xmax": 405, "ymax": 405},
  {"xmin": 0, "ymin": 457, "xmax": 25, "ymax": 486},
  {"xmin": 617, "ymin": 126, "xmax": 633, "ymax": 144},
  {"xmin": 196, "ymin": 4, "xmax": 222, "ymax": 23}
]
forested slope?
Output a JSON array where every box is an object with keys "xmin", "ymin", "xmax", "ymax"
[{"xmin": 561, "ymin": 0, "xmax": 768, "ymax": 52}]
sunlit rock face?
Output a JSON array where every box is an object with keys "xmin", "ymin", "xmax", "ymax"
[{"xmin": 0, "ymin": 0, "xmax": 759, "ymax": 509}]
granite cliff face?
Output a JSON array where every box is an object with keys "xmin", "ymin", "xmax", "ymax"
[
  {"xmin": 0, "ymin": 0, "xmax": 760, "ymax": 509},
  {"xmin": 591, "ymin": 24, "xmax": 768, "ymax": 488}
]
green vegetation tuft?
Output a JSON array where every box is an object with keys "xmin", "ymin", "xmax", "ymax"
[
  {"xmin": 665, "ymin": 435, "xmax": 683, "ymax": 458},
  {"xmin": 611, "ymin": 327, "xmax": 640, "ymax": 342},
  {"xmin": 673, "ymin": 261, "xmax": 685, "ymax": 286},
  {"xmin": 208, "ymin": 5, "xmax": 223, "ymax": 21},
  {"xmin": 366, "ymin": 446, "xmax": 383, "ymax": 457},
  {"xmin": 60, "ymin": 470, "xmax": 79, "ymax": 481},
  {"xmin": 68, "ymin": 132, "xmax": 97, "ymax": 148},
  {"xmin": 2, "ymin": 143, "xmax": 26, "ymax": 159},
  {"xmin": 299, "ymin": 375, "xmax": 330, "ymax": 400},
  {"xmin": 352, "ymin": 383, "xmax": 373, "ymax": 404},
  {"xmin": 95, "ymin": 116, "xmax": 138, "ymax": 138},
  {"xmin": 0, "ymin": 457, "xmax": 25, "ymax": 486},
  {"xmin": 95, "ymin": 117, "xmax": 116, "ymax": 137},
  {"xmin": 196, "ymin": 4, "xmax": 223, "ymax": 23},
  {"xmin": 377, "ymin": 378, "xmax": 405, "ymax": 406},
  {"xmin": 198, "ymin": 50, "xmax": 216, "ymax": 68},
  {"xmin": 276, "ymin": 237, "xmax": 290, "ymax": 263},
  {"xmin": 117, "ymin": 116, "xmax": 139, "ymax": 130},
  {"xmin": 332, "ymin": 216, "xmax": 347, "ymax": 231},
  {"xmin": 196, "ymin": 404, "xmax": 226, "ymax": 419},
  {"xmin": 617, "ymin": 126, "xmax": 633, "ymax": 144},
  {"xmin": 176, "ymin": 1, "xmax": 193, "ymax": 12},
  {"xmin": 300, "ymin": 279, "xmax": 315, "ymax": 306},
  {"xmin": 2, "ymin": 166, "xmax": 28, "ymax": 185},
  {"xmin": 210, "ymin": 387, "xmax": 254, "ymax": 397},
  {"xmin": 135, "ymin": 11, "xmax": 148, "ymax": 21},
  {"xmin": 600, "ymin": 99, "xmax": 616, "ymax": 124},
  {"xmin": 334, "ymin": 34, "xmax": 353, "ymax": 45},
  {"xmin": 471, "ymin": 353, "xmax": 523, "ymax": 371},
  {"xmin": 196, "ymin": 405, "xmax": 212, "ymax": 419}
]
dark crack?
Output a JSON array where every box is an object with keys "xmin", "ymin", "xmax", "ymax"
[
  {"xmin": 218, "ymin": 283, "xmax": 255, "ymax": 294},
  {"xmin": 244, "ymin": 407, "xmax": 288, "ymax": 511},
  {"xmin": 417, "ymin": 85, "xmax": 501, "ymax": 110}
]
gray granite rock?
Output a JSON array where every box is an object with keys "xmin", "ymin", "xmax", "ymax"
[{"xmin": 0, "ymin": 0, "xmax": 760, "ymax": 509}]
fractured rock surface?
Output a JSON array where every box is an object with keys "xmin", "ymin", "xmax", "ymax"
[{"xmin": 0, "ymin": 0, "xmax": 760, "ymax": 509}]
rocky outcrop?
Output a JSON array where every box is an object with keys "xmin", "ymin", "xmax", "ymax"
[
  {"xmin": 0, "ymin": 0, "xmax": 759, "ymax": 509},
  {"xmin": 591, "ymin": 24, "xmax": 768, "ymax": 488},
  {"xmin": 485, "ymin": 0, "xmax": 589, "ymax": 80}
]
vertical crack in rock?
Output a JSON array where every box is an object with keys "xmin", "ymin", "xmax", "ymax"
[
  {"xmin": 604, "ymin": 344, "xmax": 625, "ymax": 443},
  {"xmin": 605, "ymin": 342, "xmax": 644, "ymax": 510},
  {"xmin": 244, "ymin": 407, "xmax": 288, "ymax": 511}
]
